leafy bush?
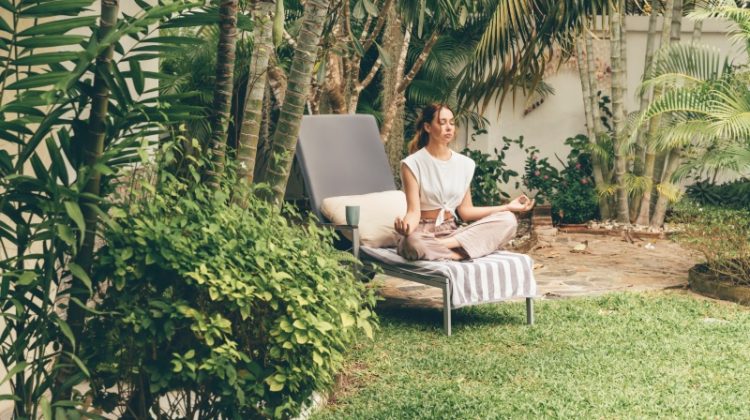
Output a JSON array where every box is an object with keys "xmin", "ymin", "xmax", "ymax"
[
  {"xmin": 686, "ymin": 178, "xmax": 750, "ymax": 210},
  {"xmin": 85, "ymin": 155, "xmax": 377, "ymax": 418},
  {"xmin": 524, "ymin": 135, "xmax": 600, "ymax": 224},
  {"xmin": 461, "ymin": 136, "xmax": 522, "ymax": 206},
  {"xmin": 522, "ymin": 145, "xmax": 560, "ymax": 205},
  {"xmin": 669, "ymin": 200, "xmax": 750, "ymax": 285}
]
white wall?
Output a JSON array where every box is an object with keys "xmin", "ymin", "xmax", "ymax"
[{"xmin": 457, "ymin": 16, "xmax": 746, "ymax": 196}]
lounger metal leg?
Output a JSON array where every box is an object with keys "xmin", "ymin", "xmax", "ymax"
[
  {"xmin": 443, "ymin": 282, "xmax": 451, "ymax": 336},
  {"xmin": 351, "ymin": 227, "xmax": 360, "ymax": 259},
  {"xmin": 526, "ymin": 298, "xmax": 534, "ymax": 325}
]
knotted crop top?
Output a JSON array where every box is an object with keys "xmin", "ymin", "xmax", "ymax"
[{"xmin": 401, "ymin": 148, "xmax": 476, "ymax": 226}]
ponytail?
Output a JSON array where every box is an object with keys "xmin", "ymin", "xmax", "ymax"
[
  {"xmin": 407, "ymin": 128, "xmax": 430, "ymax": 155},
  {"xmin": 406, "ymin": 103, "xmax": 448, "ymax": 155}
]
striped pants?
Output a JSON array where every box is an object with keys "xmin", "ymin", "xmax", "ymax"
[{"xmin": 397, "ymin": 211, "xmax": 518, "ymax": 261}]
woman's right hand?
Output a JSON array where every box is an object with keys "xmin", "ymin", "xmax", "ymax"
[{"xmin": 394, "ymin": 217, "xmax": 411, "ymax": 236}]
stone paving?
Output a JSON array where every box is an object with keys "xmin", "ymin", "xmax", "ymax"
[{"xmin": 375, "ymin": 232, "xmax": 701, "ymax": 309}]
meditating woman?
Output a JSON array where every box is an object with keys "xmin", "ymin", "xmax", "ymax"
[{"xmin": 394, "ymin": 104, "xmax": 535, "ymax": 261}]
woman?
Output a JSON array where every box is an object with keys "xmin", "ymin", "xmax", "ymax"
[{"xmin": 394, "ymin": 104, "xmax": 535, "ymax": 261}]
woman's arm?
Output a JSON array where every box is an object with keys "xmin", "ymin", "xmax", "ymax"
[
  {"xmin": 456, "ymin": 189, "xmax": 535, "ymax": 223},
  {"xmin": 394, "ymin": 163, "xmax": 421, "ymax": 235}
]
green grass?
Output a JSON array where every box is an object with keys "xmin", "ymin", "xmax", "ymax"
[{"xmin": 314, "ymin": 292, "xmax": 750, "ymax": 419}]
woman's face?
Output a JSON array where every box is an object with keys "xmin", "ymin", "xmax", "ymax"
[{"xmin": 425, "ymin": 107, "xmax": 455, "ymax": 144}]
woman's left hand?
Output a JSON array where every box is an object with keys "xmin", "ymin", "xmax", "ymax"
[{"xmin": 506, "ymin": 195, "xmax": 535, "ymax": 213}]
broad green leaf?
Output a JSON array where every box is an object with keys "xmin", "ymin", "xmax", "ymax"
[
  {"xmin": 64, "ymin": 351, "xmax": 90, "ymax": 378},
  {"xmin": 0, "ymin": 103, "xmax": 46, "ymax": 116},
  {"xmin": 0, "ymin": 362, "xmax": 27, "ymax": 386},
  {"xmin": 129, "ymin": 59, "xmax": 144, "ymax": 95},
  {"xmin": 56, "ymin": 224, "xmax": 75, "ymax": 247},
  {"xmin": 17, "ymin": 271, "xmax": 37, "ymax": 286},
  {"xmin": 6, "ymin": 71, "xmax": 71, "ymax": 90},
  {"xmin": 340, "ymin": 313, "xmax": 354, "ymax": 327},
  {"xmin": 20, "ymin": 0, "xmax": 93, "ymax": 17},
  {"xmin": 0, "ymin": 15, "xmax": 10, "ymax": 32},
  {"xmin": 46, "ymin": 137, "xmax": 69, "ymax": 184},
  {"xmin": 362, "ymin": 0, "xmax": 378, "ymax": 16},
  {"xmin": 15, "ymin": 35, "xmax": 86, "ymax": 48},
  {"xmin": 18, "ymin": 16, "xmax": 97, "ymax": 36},
  {"xmin": 68, "ymin": 262, "xmax": 92, "ymax": 293},
  {"xmin": 53, "ymin": 315, "xmax": 76, "ymax": 347},
  {"xmin": 63, "ymin": 201, "xmax": 86, "ymax": 238},
  {"xmin": 144, "ymin": 36, "xmax": 206, "ymax": 45},
  {"xmin": 0, "ymin": 0, "xmax": 14, "ymax": 12},
  {"xmin": 159, "ymin": 12, "xmax": 219, "ymax": 28},
  {"xmin": 41, "ymin": 397, "xmax": 52, "ymax": 420}
]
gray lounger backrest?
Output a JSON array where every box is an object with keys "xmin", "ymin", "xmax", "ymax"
[{"xmin": 295, "ymin": 114, "xmax": 396, "ymax": 219}]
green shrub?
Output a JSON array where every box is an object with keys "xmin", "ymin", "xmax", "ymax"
[
  {"xmin": 461, "ymin": 136, "xmax": 522, "ymax": 206},
  {"xmin": 85, "ymin": 160, "xmax": 377, "ymax": 418},
  {"xmin": 523, "ymin": 135, "xmax": 600, "ymax": 224},
  {"xmin": 685, "ymin": 178, "xmax": 750, "ymax": 210},
  {"xmin": 669, "ymin": 200, "xmax": 750, "ymax": 285}
]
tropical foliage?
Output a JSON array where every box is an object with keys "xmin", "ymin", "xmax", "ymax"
[
  {"xmin": 0, "ymin": 0, "xmax": 203, "ymax": 415},
  {"xmin": 86, "ymin": 147, "xmax": 377, "ymax": 418}
]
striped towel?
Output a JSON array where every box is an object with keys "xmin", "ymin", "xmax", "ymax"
[{"xmin": 361, "ymin": 247, "xmax": 537, "ymax": 308}]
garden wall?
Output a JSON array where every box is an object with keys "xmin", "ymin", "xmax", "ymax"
[{"xmin": 455, "ymin": 16, "xmax": 746, "ymax": 196}]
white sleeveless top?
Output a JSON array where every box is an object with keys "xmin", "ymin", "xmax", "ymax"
[{"xmin": 401, "ymin": 148, "xmax": 475, "ymax": 226}]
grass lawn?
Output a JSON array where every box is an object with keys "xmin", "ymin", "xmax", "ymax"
[{"xmin": 314, "ymin": 292, "xmax": 750, "ymax": 418}]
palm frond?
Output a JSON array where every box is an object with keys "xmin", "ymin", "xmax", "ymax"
[
  {"xmin": 639, "ymin": 43, "xmax": 724, "ymax": 96},
  {"xmin": 656, "ymin": 181, "xmax": 684, "ymax": 202},
  {"xmin": 624, "ymin": 173, "xmax": 653, "ymax": 197}
]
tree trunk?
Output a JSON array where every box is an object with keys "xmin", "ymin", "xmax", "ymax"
[
  {"xmin": 650, "ymin": 148, "xmax": 681, "ymax": 228},
  {"xmin": 576, "ymin": 35, "xmax": 609, "ymax": 220},
  {"xmin": 635, "ymin": 0, "xmax": 674, "ymax": 226},
  {"xmin": 583, "ymin": 23, "xmax": 612, "ymax": 219},
  {"xmin": 380, "ymin": 12, "xmax": 410, "ymax": 144},
  {"xmin": 653, "ymin": 0, "xmax": 683, "ymax": 185},
  {"xmin": 649, "ymin": 0, "xmax": 683, "ymax": 226},
  {"xmin": 261, "ymin": 0, "xmax": 331, "ymax": 206},
  {"xmin": 635, "ymin": 9, "xmax": 659, "ymax": 176},
  {"xmin": 610, "ymin": 2, "xmax": 629, "ymax": 223},
  {"xmin": 381, "ymin": 10, "xmax": 409, "ymax": 179},
  {"xmin": 206, "ymin": 0, "xmax": 240, "ymax": 188},
  {"xmin": 60, "ymin": 0, "xmax": 119, "ymax": 401},
  {"xmin": 237, "ymin": 0, "xmax": 275, "ymax": 185}
]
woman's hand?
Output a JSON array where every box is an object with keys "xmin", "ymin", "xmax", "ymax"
[
  {"xmin": 505, "ymin": 194, "xmax": 535, "ymax": 213},
  {"xmin": 394, "ymin": 217, "xmax": 412, "ymax": 236}
]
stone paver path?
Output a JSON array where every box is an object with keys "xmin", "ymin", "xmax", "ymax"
[{"xmin": 375, "ymin": 232, "xmax": 700, "ymax": 309}]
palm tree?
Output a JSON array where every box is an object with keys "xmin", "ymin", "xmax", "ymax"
[
  {"xmin": 261, "ymin": 0, "xmax": 332, "ymax": 206},
  {"xmin": 632, "ymin": 0, "xmax": 750, "ymax": 227},
  {"xmin": 206, "ymin": 0, "xmax": 240, "ymax": 188},
  {"xmin": 237, "ymin": 0, "xmax": 276, "ymax": 184}
]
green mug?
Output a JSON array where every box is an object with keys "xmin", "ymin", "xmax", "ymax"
[{"xmin": 345, "ymin": 205, "xmax": 360, "ymax": 226}]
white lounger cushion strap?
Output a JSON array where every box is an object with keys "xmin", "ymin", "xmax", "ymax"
[{"xmin": 361, "ymin": 247, "xmax": 537, "ymax": 308}]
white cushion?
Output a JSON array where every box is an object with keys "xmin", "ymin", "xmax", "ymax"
[{"xmin": 321, "ymin": 190, "xmax": 406, "ymax": 248}]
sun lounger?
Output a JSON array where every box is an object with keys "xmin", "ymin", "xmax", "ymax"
[{"xmin": 295, "ymin": 114, "xmax": 536, "ymax": 335}]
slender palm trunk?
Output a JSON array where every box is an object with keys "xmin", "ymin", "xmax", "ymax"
[
  {"xmin": 206, "ymin": 0, "xmax": 239, "ymax": 188},
  {"xmin": 610, "ymin": 2, "xmax": 629, "ymax": 223},
  {"xmin": 576, "ymin": 35, "xmax": 608, "ymax": 219},
  {"xmin": 635, "ymin": 10, "xmax": 659, "ymax": 176},
  {"xmin": 649, "ymin": 0, "xmax": 684, "ymax": 227},
  {"xmin": 650, "ymin": 0, "xmax": 683, "ymax": 227},
  {"xmin": 237, "ymin": 0, "xmax": 275, "ymax": 185},
  {"xmin": 635, "ymin": 0, "xmax": 674, "ymax": 225},
  {"xmin": 60, "ymin": 0, "xmax": 119, "ymax": 401},
  {"xmin": 583, "ymin": 23, "xmax": 613, "ymax": 219},
  {"xmin": 261, "ymin": 0, "xmax": 331, "ymax": 205}
]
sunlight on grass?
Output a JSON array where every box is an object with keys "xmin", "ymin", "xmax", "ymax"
[{"xmin": 315, "ymin": 292, "xmax": 750, "ymax": 418}]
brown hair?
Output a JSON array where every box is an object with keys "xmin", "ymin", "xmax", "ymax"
[{"xmin": 407, "ymin": 103, "xmax": 451, "ymax": 155}]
